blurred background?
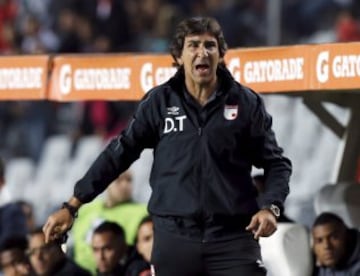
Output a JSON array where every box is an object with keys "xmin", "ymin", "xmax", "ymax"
[{"xmin": 0, "ymin": 0, "xmax": 360, "ymax": 227}]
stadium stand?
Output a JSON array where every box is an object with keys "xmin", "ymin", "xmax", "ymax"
[
  {"xmin": 5, "ymin": 157, "xmax": 35, "ymax": 200},
  {"xmin": 259, "ymin": 222, "xmax": 313, "ymax": 276}
]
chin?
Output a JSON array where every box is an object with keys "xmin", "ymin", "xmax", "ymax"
[
  {"xmin": 197, "ymin": 78, "xmax": 213, "ymax": 85},
  {"xmin": 323, "ymin": 260, "xmax": 337, "ymax": 268}
]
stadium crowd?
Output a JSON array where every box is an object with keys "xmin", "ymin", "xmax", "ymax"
[
  {"xmin": 0, "ymin": 0, "xmax": 360, "ymax": 162},
  {"xmin": 0, "ymin": 0, "xmax": 360, "ymax": 275}
]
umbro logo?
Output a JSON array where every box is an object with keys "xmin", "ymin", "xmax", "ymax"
[
  {"xmin": 256, "ymin": 259, "xmax": 265, "ymax": 268},
  {"xmin": 167, "ymin": 106, "xmax": 180, "ymax": 115}
]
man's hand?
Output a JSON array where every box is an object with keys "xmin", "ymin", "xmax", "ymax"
[
  {"xmin": 42, "ymin": 208, "xmax": 74, "ymax": 243},
  {"xmin": 42, "ymin": 197, "xmax": 82, "ymax": 243},
  {"xmin": 246, "ymin": 209, "xmax": 277, "ymax": 239}
]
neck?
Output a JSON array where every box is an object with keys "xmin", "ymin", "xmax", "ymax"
[
  {"xmin": 185, "ymin": 78, "xmax": 217, "ymax": 106},
  {"xmin": 105, "ymin": 197, "xmax": 130, "ymax": 208},
  {"xmin": 105, "ymin": 198, "xmax": 116, "ymax": 208}
]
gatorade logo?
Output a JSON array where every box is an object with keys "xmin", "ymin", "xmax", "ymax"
[
  {"xmin": 59, "ymin": 64, "xmax": 132, "ymax": 95},
  {"xmin": 227, "ymin": 58, "xmax": 241, "ymax": 82},
  {"xmin": 140, "ymin": 62, "xmax": 176, "ymax": 93},
  {"xmin": 0, "ymin": 67, "xmax": 43, "ymax": 89},
  {"xmin": 59, "ymin": 64, "xmax": 71, "ymax": 95},
  {"xmin": 316, "ymin": 51, "xmax": 360, "ymax": 83},
  {"xmin": 316, "ymin": 51, "xmax": 329, "ymax": 83},
  {"xmin": 243, "ymin": 57, "xmax": 304, "ymax": 83}
]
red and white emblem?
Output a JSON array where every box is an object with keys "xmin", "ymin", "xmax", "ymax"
[{"xmin": 224, "ymin": 105, "xmax": 238, "ymax": 120}]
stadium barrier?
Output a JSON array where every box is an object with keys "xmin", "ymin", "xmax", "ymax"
[{"xmin": 0, "ymin": 42, "xmax": 360, "ymax": 101}]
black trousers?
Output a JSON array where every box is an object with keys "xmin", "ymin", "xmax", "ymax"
[{"xmin": 151, "ymin": 229, "xmax": 267, "ymax": 276}]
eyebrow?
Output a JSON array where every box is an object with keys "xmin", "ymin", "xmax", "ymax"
[{"xmin": 186, "ymin": 39, "xmax": 217, "ymax": 45}]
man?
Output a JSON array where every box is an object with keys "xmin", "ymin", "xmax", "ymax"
[
  {"xmin": 134, "ymin": 216, "xmax": 153, "ymax": 267},
  {"xmin": 0, "ymin": 236, "xmax": 34, "ymax": 276},
  {"xmin": 91, "ymin": 221, "xmax": 127, "ymax": 276},
  {"xmin": 125, "ymin": 216, "xmax": 153, "ymax": 276},
  {"xmin": 43, "ymin": 16, "xmax": 291, "ymax": 275},
  {"xmin": 71, "ymin": 170, "xmax": 147, "ymax": 273},
  {"xmin": 27, "ymin": 228, "xmax": 91, "ymax": 276},
  {"xmin": 312, "ymin": 212, "xmax": 360, "ymax": 276}
]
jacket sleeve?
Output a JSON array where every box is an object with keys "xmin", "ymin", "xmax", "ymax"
[
  {"xmin": 249, "ymin": 94, "xmax": 292, "ymax": 209},
  {"xmin": 74, "ymin": 92, "xmax": 159, "ymax": 203}
]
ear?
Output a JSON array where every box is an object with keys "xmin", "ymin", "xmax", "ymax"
[{"xmin": 176, "ymin": 56, "xmax": 183, "ymax": 66}]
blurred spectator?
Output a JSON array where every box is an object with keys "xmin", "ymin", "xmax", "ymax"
[
  {"xmin": 0, "ymin": 157, "xmax": 27, "ymax": 247},
  {"xmin": 0, "ymin": 235, "xmax": 34, "ymax": 276},
  {"xmin": 71, "ymin": 170, "xmax": 148, "ymax": 273},
  {"xmin": 73, "ymin": 101, "xmax": 136, "ymax": 143},
  {"xmin": 209, "ymin": 0, "xmax": 267, "ymax": 47},
  {"xmin": 282, "ymin": 0, "xmax": 337, "ymax": 38},
  {"xmin": 55, "ymin": 8, "xmax": 80, "ymax": 53},
  {"xmin": 125, "ymin": 216, "xmax": 153, "ymax": 276},
  {"xmin": 15, "ymin": 201, "xmax": 36, "ymax": 233},
  {"xmin": 91, "ymin": 221, "xmax": 127, "ymax": 276},
  {"xmin": 0, "ymin": 22, "xmax": 19, "ymax": 54},
  {"xmin": 134, "ymin": 216, "xmax": 153, "ymax": 266},
  {"xmin": 74, "ymin": 16, "xmax": 95, "ymax": 53},
  {"xmin": 135, "ymin": 0, "xmax": 183, "ymax": 52},
  {"xmin": 16, "ymin": 0, "xmax": 51, "ymax": 27},
  {"xmin": 19, "ymin": 15, "xmax": 59, "ymax": 54},
  {"xmin": 312, "ymin": 212, "xmax": 360, "ymax": 275},
  {"xmin": 0, "ymin": 0, "xmax": 18, "ymax": 53},
  {"xmin": 27, "ymin": 228, "xmax": 91, "ymax": 276},
  {"xmin": 335, "ymin": 11, "xmax": 360, "ymax": 42},
  {"xmin": 76, "ymin": 0, "xmax": 133, "ymax": 51}
]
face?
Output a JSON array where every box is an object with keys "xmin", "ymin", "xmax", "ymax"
[
  {"xmin": 136, "ymin": 221, "xmax": 154, "ymax": 262},
  {"xmin": 177, "ymin": 33, "xmax": 221, "ymax": 88},
  {"xmin": 312, "ymin": 223, "xmax": 347, "ymax": 268},
  {"xmin": 0, "ymin": 249, "xmax": 31, "ymax": 276},
  {"xmin": 28, "ymin": 233, "xmax": 59, "ymax": 275},
  {"xmin": 107, "ymin": 171, "xmax": 133, "ymax": 204},
  {"xmin": 91, "ymin": 232, "xmax": 125, "ymax": 273}
]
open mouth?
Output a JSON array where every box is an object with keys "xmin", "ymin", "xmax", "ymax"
[{"xmin": 195, "ymin": 64, "xmax": 210, "ymax": 73}]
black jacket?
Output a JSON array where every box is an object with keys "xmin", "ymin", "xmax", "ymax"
[
  {"xmin": 50, "ymin": 256, "xmax": 91, "ymax": 276},
  {"xmin": 0, "ymin": 202, "xmax": 27, "ymax": 246},
  {"xmin": 74, "ymin": 66, "xmax": 291, "ymax": 222},
  {"xmin": 125, "ymin": 258, "xmax": 150, "ymax": 276},
  {"xmin": 97, "ymin": 263, "xmax": 126, "ymax": 276}
]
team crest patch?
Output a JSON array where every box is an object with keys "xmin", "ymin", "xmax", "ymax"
[{"xmin": 224, "ymin": 105, "xmax": 238, "ymax": 120}]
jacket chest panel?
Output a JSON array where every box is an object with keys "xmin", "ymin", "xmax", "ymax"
[{"xmin": 157, "ymin": 99, "xmax": 249, "ymax": 151}]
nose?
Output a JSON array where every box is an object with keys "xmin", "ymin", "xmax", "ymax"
[
  {"xmin": 197, "ymin": 45, "xmax": 208, "ymax": 57},
  {"xmin": 100, "ymin": 250, "xmax": 106, "ymax": 260},
  {"xmin": 323, "ymin": 239, "xmax": 332, "ymax": 250}
]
